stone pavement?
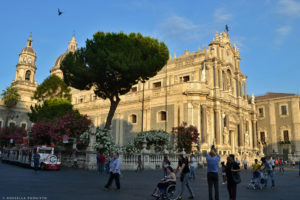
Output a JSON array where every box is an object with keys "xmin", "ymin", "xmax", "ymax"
[{"xmin": 0, "ymin": 161, "xmax": 299, "ymax": 200}]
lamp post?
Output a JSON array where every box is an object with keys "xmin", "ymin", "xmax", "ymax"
[{"xmin": 141, "ymin": 80, "xmax": 145, "ymax": 132}]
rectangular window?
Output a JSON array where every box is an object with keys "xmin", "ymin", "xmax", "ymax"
[
  {"xmin": 283, "ymin": 130, "xmax": 289, "ymax": 142},
  {"xmin": 259, "ymin": 108, "xmax": 264, "ymax": 117},
  {"xmin": 281, "ymin": 105, "xmax": 287, "ymax": 115},
  {"xmin": 183, "ymin": 76, "xmax": 190, "ymax": 82},
  {"xmin": 153, "ymin": 82, "xmax": 161, "ymax": 88},
  {"xmin": 131, "ymin": 87, "xmax": 137, "ymax": 92},
  {"xmin": 160, "ymin": 111, "xmax": 167, "ymax": 121}
]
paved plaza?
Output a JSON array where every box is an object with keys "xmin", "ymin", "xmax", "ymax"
[{"xmin": 0, "ymin": 162, "xmax": 299, "ymax": 200}]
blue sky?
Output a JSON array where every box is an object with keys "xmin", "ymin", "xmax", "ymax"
[{"xmin": 0, "ymin": 0, "xmax": 299, "ymax": 96}]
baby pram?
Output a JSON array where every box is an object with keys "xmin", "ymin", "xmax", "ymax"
[{"xmin": 247, "ymin": 170, "xmax": 265, "ymax": 190}]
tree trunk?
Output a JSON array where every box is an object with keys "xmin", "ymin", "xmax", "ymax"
[{"xmin": 104, "ymin": 96, "xmax": 120, "ymax": 130}]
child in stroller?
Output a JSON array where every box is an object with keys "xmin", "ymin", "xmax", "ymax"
[
  {"xmin": 248, "ymin": 159, "xmax": 264, "ymax": 190},
  {"xmin": 152, "ymin": 166, "xmax": 177, "ymax": 199}
]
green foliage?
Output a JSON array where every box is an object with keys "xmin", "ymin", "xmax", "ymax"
[
  {"xmin": 1, "ymin": 86, "xmax": 21, "ymax": 109},
  {"xmin": 172, "ymin": 122, "xmax": 199, "ymax": 154},
  {"xmin": 61, "ymin": 31, "xmax": 169, "ymax": 129},
  {"xmin": 134, "ymin": 130, "xmax": 170, "ymax": 151},
  {"xmin": 92, "ymin": 127, "xmax": 115, "ymax": 154},
  {"xmin": 28, "ymin": 98, "xmax": 74, "ymax": 122},
  {"xmin": 32, "ymin": 75, "xmax": 71, "ymax": 102},
  {"xmin": 122, "ymin": 142, "xmax": 140, "ymax": 154}
]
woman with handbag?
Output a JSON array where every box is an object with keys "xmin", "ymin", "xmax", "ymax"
[{"xmin": 225, "ymin": 154, "xmax": 241, "ymax": 200}]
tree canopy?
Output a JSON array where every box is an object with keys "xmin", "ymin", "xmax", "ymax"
[
  {"xmin": 61, "ymin": 31, "xmax": 169, "ymax": 129},
  {"xmin": 28, "ymin": 98, "xmax": 73, "ymax": 123},
  {"xmin": 1, "ymin": 86, "xmax": 20, "ymax": 109},
  {"xmin": 32, "ymin": 75, "xmax": 71, "ymax": 102}
]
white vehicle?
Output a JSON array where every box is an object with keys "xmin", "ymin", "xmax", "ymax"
[{"xmin": 2, "ymin": 145, "xmax": 61, "ymax": 170}]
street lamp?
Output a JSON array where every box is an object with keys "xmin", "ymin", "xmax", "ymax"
[{"xmin": 141, "ymin": 80, "xmax": 145, "ymax": 132}]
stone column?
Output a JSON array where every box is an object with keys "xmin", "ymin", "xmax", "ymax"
[
  {"xmin": 244, "ymin": 82, "xmax": 247, "ymax": 99},
  {"xmin": 252, "ymin": 120, "xmax": 257, "ymax": 148},
  {"xmin": 201, "ymin": 104, "xmax": 207, "ymax": 144},
  {"xmin": 215, "ymin": 109, "xmax": 220, "ymax": 145},
  {"xmin": 239, "ymin": 118, "xmax": 244, "ymax": 147}
]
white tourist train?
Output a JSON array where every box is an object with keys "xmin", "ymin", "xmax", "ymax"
[{"xmin": 1, "ymin": 145, "xmax": 61, "ymax": 170}]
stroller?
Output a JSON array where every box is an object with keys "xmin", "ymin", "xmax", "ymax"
[{"xmin": 247, "ymin": 170, "xmax": 265, "ymax": 190}]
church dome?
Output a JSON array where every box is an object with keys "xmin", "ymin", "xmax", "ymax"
[
  {"xmin": 51, "ymin": 52, "xmax": 67, "ymax": 72},
  {"xmin": 50, "ymin": 34, "xmax": 77, "ymax": 77}
]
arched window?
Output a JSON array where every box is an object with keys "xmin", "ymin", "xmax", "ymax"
[{"xmin": 25, "ymin": 70, "xmax": 31, "ymax": 81}]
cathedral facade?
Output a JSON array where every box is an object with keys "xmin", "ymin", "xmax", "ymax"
[{"xmin": 50, "ymin": 32, "xmax": 259, "ymax": 156}]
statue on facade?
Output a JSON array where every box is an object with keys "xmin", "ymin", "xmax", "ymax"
[
  {"xmin": 223, "ymin": 127, "xmax": 229, "ymax": 145},
  {"xmin": 251, "ymin": 94, "xmax": 255, "ymax": 104},
  {"xmin": 245, "ymin": 131, "xmax": 249, "ymax": 145},
  {"xmin": 201, "ymin": 64, "xmax": 206, "ymax": 82}
]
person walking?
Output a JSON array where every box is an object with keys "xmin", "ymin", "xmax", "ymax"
[
  {"xmin": 162, "ymin": 155, "xmax": 170, "ymax": 177},
  {"xmin": 136, "ymin": 155, "xmax": 143, "ymax": 172},
  {"xmin": 262, "ymin": 156, "xmax": 275, "ymax": 188},
  {"xmin": 104, "ymin": 152, "xmax": 121, "ymax": 190},
  {"xmin": 176, "ymin": 155, "xmax": 194, "ymax": 200},
  {"xmin": 33, "ymin": 150, "xmax": 40, "ymax": 173},
  {"xmin": 226, "ymin": 154, "xmax": 241, "ymax": 200},
  {"xmin": 189, "ymin": 154, "xmax": 196, "ymax": 180},
  {"xmin": 206, "ymin": 145, "xmax": 220, "ymax": 200}
]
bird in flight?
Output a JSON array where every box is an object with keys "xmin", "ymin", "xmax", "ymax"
[
  {"xmin": 58, "ymin": 8, "xmax": 63, "ymax": 16},
  {"xmin": 225, "ymin": 24, "xmax": 229, "ymax": 33}
]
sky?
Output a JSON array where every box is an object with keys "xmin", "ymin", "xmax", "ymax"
[{"xmin": 0, "ymin": 0, "xmax": 299, "ymax": 96}]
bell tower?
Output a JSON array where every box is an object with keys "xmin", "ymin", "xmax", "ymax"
[{"xmin": 11, "ymin": 34, "xmax": 38, "ymax": 108}]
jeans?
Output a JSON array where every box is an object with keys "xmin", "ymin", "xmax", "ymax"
[
  {"xmin": 264, "ymin": 169, "xmax": 275, "ymax": 187},
  {"xmin": 105, "ymin": 172, "xmax": 120, "ymax": 189},
  {"xmin": 180, "ymin": 173, "xmax": 194, "ymax": 197},
  {"xmin": 207, "ymin": 172, "xmax": 219, "ymax": 200},
  {"xmin": 97, "ymin": 162, "xmax": 105, "ymax": 174},
  {"xmin": 189, "ymin": 166, "xmax": 195, "ymax": 180}
]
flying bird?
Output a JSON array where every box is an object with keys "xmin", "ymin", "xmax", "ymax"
[{"xmin": 58, "ymin": 8, "xmax": 63, "ymax": 16}]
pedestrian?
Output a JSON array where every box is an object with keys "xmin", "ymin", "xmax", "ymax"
[
  {"xmin": 205, "ymin": 145, "xmax": 220, "ymax": 200},
  {"xmin": 243, "ymin": 159, "xmax": 247, "ymax": 170},
  {"xmin": 104, "ymin": 152, "xmax": 121, "ymax": 190},
  {"xmin": 189, "ymin": 154, "xmax": 196, "ymax": 180},
  {"xmin": 221, "ymin": 162, "xmax": 227, "ymax": 184},
  {"xmin": 261, "ymin": 156, "xmax": 275, "ymax": 188},
  {"xmin": 105, "ymin": 154, "xmax": 111, "ymax": 174},
  {"xmin": 279, "ymin": 158, "xmax": 284, "ymax": 174},
  {"xmin": 292, "ymin": 159, "xmax": 295, "ymax": 168},
  {"xmin": 270, "ymin": 157, "xmax": 275, "ymax": 171},
  {"xmin": 136, "ymin": 155, "xmax": 143, "ymax": 172},
  {"xmin": 100, "ymin": 153, "xmax": 106, "ymax": 174},
  {"xmin": 96, "ymin": 152, "xmax": 101, "ymax": 175},
  {"xmin": 162, "ymin": 155, "xmax": 170, "ymax": 177},
  {"xmin": 176, "ymin": 154, "xmax": 194, "ymax": 200},
  {"xmin": 225, "ymin": 154, "xmax": 241, "ymax": 200},
  {"xmin": 33, "ymin": 150, "xmax": 40, "ymax": 173},
  {"xmin": 235, "ymin": 158, "xmax": 240, "ymax": 167}
]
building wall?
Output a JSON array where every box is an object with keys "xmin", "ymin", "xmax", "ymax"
[{"xmin": 256, "ymin": 95, "xmax": 300, "ymax": 160}]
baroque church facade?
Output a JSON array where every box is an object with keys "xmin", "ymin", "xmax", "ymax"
[
  {"xmin": 51, "ymin": 32, "xmax": 259, "ymax": 157},
  {"xmin": 2, "ymin": 32, "xmax": 299, "ymax": 160}
]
